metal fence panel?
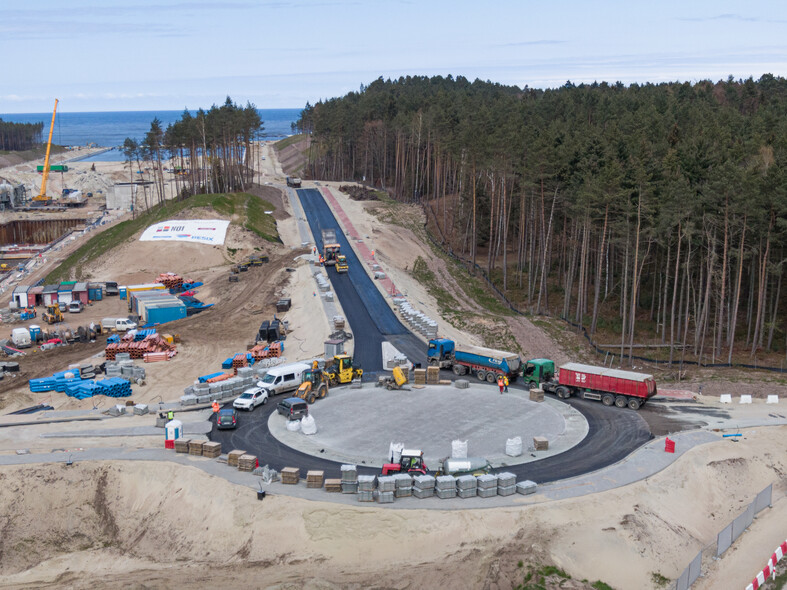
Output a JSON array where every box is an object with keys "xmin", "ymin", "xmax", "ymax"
[
  {"xmin": 676, "ymin": 566, "xmax": 690, "ymax": 590},
  {"xmin": 717, "ymin": 522, "xmax": 733, "ymax": 557},
  {"xmin": 754, "ymin": 484, "xmax": 772, "ymax": 514},
  {"xmin": 732, "ymin": 503, "xmax": 755, "ymax": 542},
  {"xmin": 687, "ymin": 551, "xmax": 702, "ymax": 586}
]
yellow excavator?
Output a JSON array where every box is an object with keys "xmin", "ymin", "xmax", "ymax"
[
  {"xmin": 33, "ymin": 99, "xmax": 59, "ymax": 204},
  {"xmin": 43, "ymin": 304, "xmax": 64, "ymax": 324},
  {"xmin": 326, "ymin": 354, "xmax": 363, "ymax": 386},
  {"xmin": 296, "ymin": 361, "xmax": 329, "ymax": 404}
]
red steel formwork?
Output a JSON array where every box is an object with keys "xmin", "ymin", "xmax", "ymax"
[{"xmin": 558, "ymin": 363, "xmax": 657, "ymax": 400}]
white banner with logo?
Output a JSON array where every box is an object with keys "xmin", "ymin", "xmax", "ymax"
[{"xmin": 139, "ymin": 219, "xmax": 230, "ymax": 245}]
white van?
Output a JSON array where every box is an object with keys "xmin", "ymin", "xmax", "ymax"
[
  {"xmin": 257, "ymin": 362, "xmax": 311, "ymax": 397},
  {"xmin": 11, "ymin": 328, "xmax": 32, "ymax": 349}
]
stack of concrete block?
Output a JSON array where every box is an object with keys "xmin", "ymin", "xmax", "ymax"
[
  {"xmin": 393, "ymin": 473, "xmax": 413, "ymax": 498},
  {"xmin": 202, "ymin": 441, "xmax": 222, "ymax": 458},
  {"xmin": 325, "ymin": 478, "xmax": 342, "ymax": 492},
  {"xmin": 358, "ymin": 475, "xmax": 376, "ymax": 502},
  {"xmin": 533, "ymin": 436, "xmax": 549, "ymax": 451},
  {"xmin": 497, "ymin": 472, "xmax": 517, "ymax": 496},
  {"xmin": 413, "ymin": 368, "xmax": 426, "ymax": 386},
  {"xmin": 516, "ymin": 480, "xmax": 538, "ymax": 495},
  {"xmin": 281, "ymin": 467, "xmax": 299, "ymax": 484},
  {"xmin": 436, "ymin": 475, "xmax": 457, "ymax": 499},
  {"xmin": 394, "ymin": 299, "xmax": 438, "ymax": 339},
  {"xmin": 174, "ymin": 439, "xmax": 190, "ymax": 453},
  {"xmin": 454, "ymin": 379, "xmax": 469, "ymax": 389},
  {"xmin": 456, "ymin": 475, "xmax": 478, "ymax": 498},
  {"xmin": 227, "ymin": 449, "xmax": 246, "ymax": 467},
  {"xmin": 476, "ymin": 474, "xmax": 499, "ymax": 498},
  {"xmin": 413, "ymin": 475, "xmax": 435, "ymax": 498},
  {"xmin": 188, "ymin": 440, "xmax": 204, "ymax": 456},
  {"xmin": 376, "ymin": 476, "xmax": 396, "ymax": 503},
  {"xmin": 333, "ymin": 316, "xmax": 346, "ymax": 330},
  {"xmin": 426, "ymin": 366, "xmax": 440, "ymax": 385},
  {"xmin": 108, "ymin": 404, "xmax": 127, "ymax": 416},
  {"xmin": 529, "ymin": 388, "xmax": 545, "ymax": 402},
  {"xmin": 306, "ymin": 470, "xmax": 324, "ymax": 489},
  {"xmin": 115, "ymin": 353, "xmax": 132, "ymax": 362},
  {"xmin": 324, "ymin": 291, "xmax": 334, "ymax": 302},
  {"xmin": 377, "ymin": 490, "xmax": 395, "ymax": 503},
  {"xmin": 315, "ymin": 273, "xmax": 330, "ymax": 292},
  {"xmin": 133, "ymin": 403, "xmax": 149, "ymax": 415},
  {"xmin": 341, "ymin": 464, "xmax": 358, "ymax": 494}
]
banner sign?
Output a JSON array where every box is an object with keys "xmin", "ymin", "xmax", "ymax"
[{"xmin": 139, "ymin": 219, "xmax": 230, "ymax": 245}]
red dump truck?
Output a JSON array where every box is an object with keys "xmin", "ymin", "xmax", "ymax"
[{"xmin": 522, "ymin": 359, "xmax": 657, "ymax": 410}]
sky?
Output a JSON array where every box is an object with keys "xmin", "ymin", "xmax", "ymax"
[{"xmin": 1, "ymin": 0, "xmax": 786, "ymax": 113}]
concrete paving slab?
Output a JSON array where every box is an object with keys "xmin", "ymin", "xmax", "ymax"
[{"xmin": 267, "ymin": 382, "xmax": 588, "ymax": 469}]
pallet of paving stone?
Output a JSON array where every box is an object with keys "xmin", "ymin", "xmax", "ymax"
[
  {"xmin": 227, "ymin": 449, "xmax": 246, "ymax": 467},
  {"xmin": 529, "ymin": 388, "xmax": 545, "ymax": 402},
  {"xmin": 436, "ymin": 487, "xmax": 457, "ymax": 499},
  {"xmin": 413, "ymin": 368, "xmax": 426, "ymax": 385},
  {"xmin": 393, "ymin": 473, "xmax": 413, "ymax": 489},
  {"xmin": 377, "ymin": 476, "xmax": 396, "ymax": 492},
  {"xmin": 188, "ymin": 440, "xmax": 205, "ymax": 455},
  {"xmin": 281, "ymin": 467, "xmax": 300, "ymax": 484},
  {"xmin": 357, "ymin": 474, "xmax": 376, "ymax": 492},
  {"xmin": 438, "ymin": 379, "xmax": 451, "ymax": 385},
  {"xmin": 358, "ymin": 490, "xmax": 375, "ymax": 502},
  {"xmin": 306, "ymin": 470, "xmax": 324, "ymax": 489},
  {"xmin": 478, "ymin": 486, "xmax": 498, "ymax": 498},
  {"xmin": 413, "ymin": 474, "xmax": 435, "ymax": 490},
  {"xmin": 202, "ymin": 441, "xmax": 222, "ymax": 458},
  {"xmin": 325, "ymin": 478, "xmax": 342, "ymax": 493},
  {"xmin": 498, "ymin": 484, "xmax": 516, "ymax": 497},
  {"xmin": 454, "ymin": 379, "xmax": 469, "ymax": 389},
  {"xmin": 394, "ymin": 486, "xmax": 412, "ymax": 498},
  {"xmin": 426, "ymin": 366, "xmax": 440, "ymax": 385},
  {"xmin": 496, "ymin": 472, "xmax": 516, "ymax": 487},
  {"xmin": 516, "ymin": 480, "xmax": 538, "ymax": 495},
  {"xmin": 533, "ymin": 436, "xmax": 549, "ymax": 451},
  {"xmin": 458, "ymin": 487, "xmax": 477, "ymax": 499},
  {"xmin": 340, "ymin": 464, "xmax": 358, "ymax": 482},
  {"xmin": 174, "ymin": 439, "xmax": 191, "ymax": 453},
  {"xmin": 435, "ymin": 475, "xmax": 457, "ymax": 491},
  {"xmin": 456, "ymin": 475, "xmax": 477, "ymax": 491},
  {"xmin": 476, "ymin": 474, "xmax": 498, "ymax": 490},
  {"xmin": 341, "ymin": 481, "xmax": 359, "ymax": 494},
  {"xmin": 238, "ymin": 454, "xmax": 258, "ymax": 472},
  {"xmin": 377, "ymin": 490, "xmax": 395, "ymax": 503},
  {"xmin": 413, "ymin": 487, "xmax": 434, "ymax": 499}
]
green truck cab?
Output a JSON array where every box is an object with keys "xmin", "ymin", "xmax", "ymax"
[{"xmin": 521, "ymin": 358, "xmax": 556, "ymax": 389}]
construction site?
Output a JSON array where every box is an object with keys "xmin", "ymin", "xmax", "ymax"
[{"xmin": 0, "ymin": 138, "xmax": 785, "ymax": 590}]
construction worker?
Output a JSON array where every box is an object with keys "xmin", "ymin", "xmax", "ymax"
[
  {"xmin": 212, "ymin": 400, "xmax": 220, "ymax": 414},
  {"xmin": 167, "ymin": 409, "xmax": 174, "ymax": 421},
  {"xmin": 503, "ymin": 375, "xmax": 509, "ymax": 392},
  {"xmin": 497, "ymin": 374, "xmax": 504, "ymax": 394}
]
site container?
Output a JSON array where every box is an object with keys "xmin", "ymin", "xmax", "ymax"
[
  {"xmin": 72, "ymin": 282, "xmax": 89, "ymax": 304},
  {"xmin": 143, "ymin": 302, "xmax": 187, "ymax": 325},
  {"xmin": 42, "ymin": 284, "xmax": 59, "ymax": 305},
  {"xmin": 87, "ymin": 284, "xmax": 103, "ymax": 301},
  {"xmin": 57, "ymin": 283, "xmax": 74, "ymax": 304},
  {"xmin": 11, "ymin": 285, "xmax": 30, "ymax": 308}
]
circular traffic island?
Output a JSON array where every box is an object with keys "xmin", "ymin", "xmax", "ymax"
[{"xmin": 268, "ymin": 383, "xmax": 589, "ymax": 469}]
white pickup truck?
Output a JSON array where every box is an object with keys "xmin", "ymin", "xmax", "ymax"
[{"xmin": 101, "ymin": 317, "xmax": 138, "ymax": 332}]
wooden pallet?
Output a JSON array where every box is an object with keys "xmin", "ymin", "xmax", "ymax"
[
  {"xmin": 188, "ymin": 440, "xmax": 204, "ymax": 455},
  {"xmin": 227, "ymin": 449, "xmax": 246, "ymax": 467},
  {"xmin": 281, "ymin": 466, "xmax": 300, "ymax": 485},
  {"xmin": 306, "ymin": 470, "xmax": 324, "ymax": 489},
  {"xmin": 202, "ymin": 441, "xmax": 221, "ymax": 458},
  {"xmin": 325, "ymin": 478, "xmax": 342, "ymax": 492}
]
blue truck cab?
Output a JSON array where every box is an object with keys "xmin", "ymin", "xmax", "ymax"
[{"xmin": 428, "ymin": 338, "xmax": 455, "ymax": 364}]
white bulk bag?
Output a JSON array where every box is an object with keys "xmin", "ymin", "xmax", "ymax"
[
  {"xmin": 451, "ymin": 439, "xmax": 468, "ymax": 459},
  {"xmin": 286, "ymin": 419, "xmax": 301, "ymax": 432},
  {"xmin": 300, "ymin": 415, "xmax": 317, "ymax": 435},
  {"xmin": 389, "ymin": 442, "xmax": 404, "ymax": 463},
  {"xmin": 505, "ymin": 436, "xmax": 523, "ymax": 457}
]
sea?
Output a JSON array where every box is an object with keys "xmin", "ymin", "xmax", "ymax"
[{"xmin": 0, "ymin": 108, "xmax": 302, "ymax": 161}]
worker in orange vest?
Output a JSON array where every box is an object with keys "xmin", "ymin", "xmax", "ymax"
[
  {"xmin": 212, "ymin": 400, "xmax": 220, "ymax": 414},
  {"xmin": 497, "ymin": 374, "xmax": 504, "ymax": 394}
]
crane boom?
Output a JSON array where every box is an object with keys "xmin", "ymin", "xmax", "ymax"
[{"xmin": 36, "ymin": 98, "xmax": 59, "ymax": 202}]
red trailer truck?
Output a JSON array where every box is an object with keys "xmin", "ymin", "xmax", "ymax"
[{"xmin": 522, "ymin": 359, "xmax": 657, "ymax": 410}]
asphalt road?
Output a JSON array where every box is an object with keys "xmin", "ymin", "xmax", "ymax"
[{"xmin": 208, "ymin": 188, "xmax": 654, "ymax": 486}]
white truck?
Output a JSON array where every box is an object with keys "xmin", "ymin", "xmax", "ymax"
[
  {"xmin": 101, "ymin": 317, "xmax": 138, "ymax": 332},
  {"xmin": 10, "ymin": 328, "xmax": 32, "ymax": 348}
]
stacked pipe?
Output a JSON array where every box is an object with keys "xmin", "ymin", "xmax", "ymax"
[
  {"xmin": 248, "ymin": 341, "xmax": 283, "ymax": 360},
  {"xmin": 393, "ymin": 298, "xmax": 438, "ymax": 339},
  {"xmin": 105, "ymin": 333, "xmax": 176, "ymax": 360},
  {"xmin": 155, "ymin": 273, "xmax": 184, "ymax": 290}
]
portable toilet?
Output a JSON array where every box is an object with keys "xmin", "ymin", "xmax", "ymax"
[
  {"xmin": 28, "ymin": 324, "xmax": 41, "ymax": 343},
  {"xmin": 164, "ymin": 419, "xmax": 182, "ymax": 448}
]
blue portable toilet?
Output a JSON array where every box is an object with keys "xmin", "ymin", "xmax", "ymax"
[
  {"xmin": 28, "ymin": 324, "xmax": 41, "ymax": 342},
  {"xmin": 164, "ymin": 419, "xmax": 182, "ymax": 448}
]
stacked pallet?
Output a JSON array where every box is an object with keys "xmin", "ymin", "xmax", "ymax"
[
  {"xmin": 476, "ymin": 474, "xmax": 499, "ymax": 498},
  {"xmin": 306, "ymin": 470, "xmax": 324, "ymax": 489},
  {"xmin": 426, "ymin": 366, "xmax": 440, "ymax": 385},
  {"xmin": 357, "ymin": 475, "xmax": 376, "ymax": 492},
  {"xmin": 227, "ymin": 449, "xmax": 246, "ymax": 467},
  {"xmin": 238, "ymin": 454, "xmax": 258, "ymax": 472},
  {"xmin": 281, "ymin": 467, "xmax": 300, "ymax": 484},
  {"xmin": 202, "ymin": 441, "xmax": 222, "ymax": 458},
  {"xmin": 325, "ymin": 478, "xmax": 342, "ymax": 493},
  {"xmin": 533, "ymin": 436, "xmax": 549, "ymax": 451},
  {"xmin": 497, "ymin": 472, "xmax": 517, "ymax": 496},
  {"xmin": 341, "ymin": 464, "xmax": 358, "ymax": 494},
  {"xmin": 456, "ymin": 475, "xmax": 478, "ymax": 498},
  {"xmin": 413, "ymin": 475, "xmax": 435, "ymax": 498},
  {"xmin": 516, "ymin": 480, "xmax": 538, "ymax": 495},
  {"xmin": 529, "ymin": 388, "xmax": 545, "ymax": 402},
  {"xmin": 413, "ymin": 368, "xmax": 426, "ymax": 386},
  {"xmin": 393, "ymin": 299, "xmax": 438, "ymax": 339},
  {"xmin": 188, "ymin": 440, "xmax": 204, "ymax": 455},
  {"xmin": 332, "ymin": 316, "xmax": 345, "ymax": 330},
  {"xmin": 436, "ymin": 475, "xmax": 457, "ymax": 499},
  {"xmin": 174, "ymin": 439, "xmax": 191, "ymax": 453},
  {"xmin": 393, "ymin": 474, "xmax": 413, "ymax": 498},
  {"xmin": 376, "ymin": 476, "xmax": 395, "ymax": 503}
]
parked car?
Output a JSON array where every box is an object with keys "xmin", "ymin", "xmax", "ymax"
[
  {"xmin": 68, "ymin": 301, "xmax": 83, "ymax": 313},
  {"xmin": 277, "ymin": 397, "xmax": 309, "ymax": 421},
  {"xmin": 233, "ymin": 387, "xmax": 268, "ymax": 411},
  {"xmin": 216, "ymin": 408, "xmax": 237, "ymax": 429},
  {"xmin": 58, "ymin": 301, "xmax": 67, "ymax": 313}
]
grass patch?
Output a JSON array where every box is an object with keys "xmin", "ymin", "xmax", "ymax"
[
  {"xmin": 45, "ymin": 192, "xmax": 279, "ymax": 282},
  {"xmin": 591, "ymin": 582, "xmax": 614, "ymax": 590},
  {"xmin": 273, "ymin": 134, "xmax": 306, "ymax": 151},
  {"xmin": 411, "ymin": 256, "xmax": 460, "ymax": 312},
  {"xmin": 650, "ymin": 572, "xmax": 669, "ymax": 587}
]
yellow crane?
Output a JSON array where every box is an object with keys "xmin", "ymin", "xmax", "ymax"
[{"xmin": 34, "ymin": 98, "xmax": 59, "ymax": 202}]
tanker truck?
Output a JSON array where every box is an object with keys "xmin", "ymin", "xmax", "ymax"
[
  {"xmin": 521, "ymin": 358, "xmax": 656, "ymax": 410},
  {"xmin": 427, "ymin": 338, "xmax": 521, "ymax": 383}
]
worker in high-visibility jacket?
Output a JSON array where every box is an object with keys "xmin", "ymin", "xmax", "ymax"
[{"xmin": 212, "ymin": 400, "xmax": 220, "ymax": 414}]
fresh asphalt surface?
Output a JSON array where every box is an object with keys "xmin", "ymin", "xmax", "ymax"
[{"xmin": 210, "ymin": 188, "xmax": 653, "ymax": 484}]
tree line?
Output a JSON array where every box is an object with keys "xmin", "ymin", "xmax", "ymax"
[
  {"xmin": 0, "ymin": 119, "xmax": 44, "ymax": 151},
  {"xmin": 297, "ymin": 75, "xmax": 787, "ymax": 364},
  {"xmin": 123, "ymin": 97, "xmax": 263, "ymax": 210}
]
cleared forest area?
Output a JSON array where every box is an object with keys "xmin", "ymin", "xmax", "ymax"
[{"xmin": 296, "ymin": 75, "xmax": 787, "ymax": 369}]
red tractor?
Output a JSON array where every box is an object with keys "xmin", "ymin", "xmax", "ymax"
[{"xmin": 382, "ymin": 449, "xmax": 428, "ymax": 476}]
